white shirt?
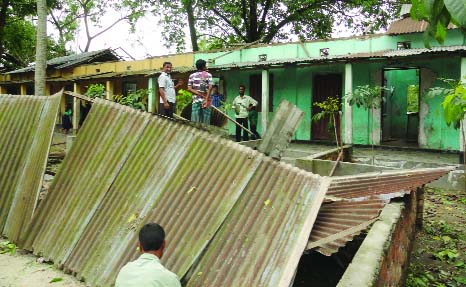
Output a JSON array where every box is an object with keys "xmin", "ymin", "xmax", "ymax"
[
  {"xmin": 232, "ymin": 95, "xmax": 258, "ymax": 118},
  {"xmin": 158, "ymin": 72, "xmax": 176, "ymax": 103},
  {"xmin": 115, "ymin": 253, "xmax": 181, "ymax": 287}
]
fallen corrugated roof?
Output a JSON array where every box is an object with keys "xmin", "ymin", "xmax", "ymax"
[
  {"xmin": 0, "ymin": 92, "xmax": 61, "ymax": 243},
  {"xmin": 7, "ymin": 49, "xmax": 120, "ymax": 74},
  {"xmin": 307, "ymin": 199, "xmax": 385, "ymax": 256},
  {"xmin": 327, "ymin": 168, "xmax": 454, "ymax": 201},
  {"xmin": 207, "ymin": 46, "xmax": 466, "ymax": 71},
  {"xmin": 387, "ymin": 17, "xmax": 456, "ymax": 35},
  {"xmin": 22, "ymin": 99, "xmax": 329, "ymax": 287}
]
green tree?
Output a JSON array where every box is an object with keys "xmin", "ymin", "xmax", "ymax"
[
  {"xmin": 155, "ymin": 0, "xmax": 409, "ymax": 52},
  {"xmin": 49, "ymin": 0, "xmax": 152, "ymax": 52},
  {"xmin": 410, "ymin": 0, "xmax": 466, "ymax": 46}
]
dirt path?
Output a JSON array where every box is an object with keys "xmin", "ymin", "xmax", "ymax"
[
  {"xmin": 407, "ymin": 187, "xmax": 466, "ymax": 287},
  {"xmin": 0, "ymin": 250, "xmax": 86, "ymax": 287}
]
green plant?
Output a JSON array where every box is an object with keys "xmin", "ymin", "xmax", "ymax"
[
  {"xmin": 406, "ymin": 271, "xmax": 435, "ymax": 287},
  {"xmin": 346, "ymin": 85, "xmax": 387, "ymax": 164},
  {"xmin": 425, "ymin": 77, "xmax": 466, "ymax": 164},
  {"xmin": 407, "ymin": 85, "xmax": 420, "ymax": 113},
  {"xmin": 114, "ymin": 89, "xmax": 149, "ymax": 111},
  {"xmin": 433, "ymin": 248, "xmax": 460, "ymax": 263},
  {"xmin": 175, "ymin": 89, "xmax": 192, "ymax": 114},
  {"xmin": 312, "ymin": 96, "xmax": 340, "ymax": 143},
  {"xmin": 85, "ymin": 83, "xmax": 106, "ymax": 98},
  {"xmin": 0, "ymin": 240, "xmax": 16, "ymax": 254}
]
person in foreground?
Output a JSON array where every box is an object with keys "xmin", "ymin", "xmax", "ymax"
[{"xmin": 115, "ymin": 223, "xmax": 181, "ymax": 287}]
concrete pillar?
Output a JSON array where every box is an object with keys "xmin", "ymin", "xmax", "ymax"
[
  {"xmin": 344, "ymin": 63, "xmax": 353, "ymax": 144},
  {"xmin": 73, "ymin": 83, "xmax": 81, "ymax": 131},
  {"xmin": 148, "ymin": 77, "xmax": 156, "ymax": 113},
  {"xmin": 20, "ymin": 84, "xmax": 27, "ymax": 95},
  {"xmin": 460, "ymin": 58, "xmax": 466, "ymax": 152},
  {"xmin": 106, "ymin": 80, "xmax": 114, "ymax": 101},
  {"xmin": 261, "ymin": 69, "xmax": 269, "ymax": 134}
]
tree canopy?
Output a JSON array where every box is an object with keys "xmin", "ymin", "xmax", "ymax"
[
  {"xmin": 156, "ymin": 0, "xmax": 410, "ymax": 52},
  {"xmin": 0, "ymin": 0, "xmax": 65, "ymax": 71}
]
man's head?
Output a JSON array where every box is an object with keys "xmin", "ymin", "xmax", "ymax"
[
  {"xmin": 195, "ymin": 59, "xmax": 207, "ymax": 71},
  {"xmin": 138, "ymin": 223, "xmax": 166, "ymax": 258},
  {"xmin": 212, "ymin": 84, "xmax": 218, "ymax": 94},
  {"xmin": 162, "ymin": 62, "xmax": 172, "ymax": 73},
  {"xmin": 239, "ymin": 85, "xmax": 245, "ymax": 96}
]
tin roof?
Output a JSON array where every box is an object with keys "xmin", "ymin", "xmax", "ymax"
[
  {"xmin": 308, "ymin": 199, "xmax": 385, "ymax": 256},
  {"xmin": 0, "ymin": 92, "xmax": 61, "ymax": 242},
  {"xmin": 387, "ymin": 17, "xmax": 456, "ymax": 35},
  {"xmin": 206, "ymin": 46, "xmax": 466, "ymax": 71},
  {"xmin": 7, "ymin": 49, "xmax": 120, "ymax": 74},
  {"xmin": 23, "ymin": 99, "xmax": 329, "ymax": 287}
]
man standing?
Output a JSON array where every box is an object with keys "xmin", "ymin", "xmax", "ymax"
[
  {"xmin": 187, "ymin": 59, "xmax": 212, "ymax": 124},
  {"xmin": 232, "ymin": 85, "xmax": 258, "ymax": 142},
  {"xmin": 115, "ymin": 223, "xmax": 181, "ymax": 287},
  {"xmin": 158, "ymin": 62, "xmax": 183, "ymax": 118}
]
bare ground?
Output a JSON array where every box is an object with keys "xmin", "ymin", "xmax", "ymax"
[{"xmin": 0, "ymin": 250, "xmax": 86, "ymax": 287}]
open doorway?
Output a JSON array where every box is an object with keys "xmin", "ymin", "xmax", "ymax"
[
  {"xmin": 311, "ymin": 74, "xmax": 342, "ymax": 141},
  {"xmin": 382, "ymin": 68, "xmax": 420, "ymax": 147}
]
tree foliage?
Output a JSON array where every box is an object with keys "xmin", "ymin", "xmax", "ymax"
[
  {"xmin": 155, "ymin": 0, "xmax": 409, "ymax": 51},
  {"xmin": 49, "ymin": 0, "xmax": 153, "ymax": 52},
  {"xmin": 410, "ymin": 0, "xmax": 466, "ymax": 46},
  {"xmin": 0, "ymin": 0, "xmax": 65, "ymax": 71}
]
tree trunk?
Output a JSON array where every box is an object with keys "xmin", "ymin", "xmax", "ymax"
[
  {"xmin": 185, "ymin": 0, "xmax": 198, "ymax": 51},
  {"xmin": 0, "ymin": 0, "xmax": 10, "ymax": 65},
  {"xmin": 35, "ymin": 0, "xmax": 47, "ymax": 96}
]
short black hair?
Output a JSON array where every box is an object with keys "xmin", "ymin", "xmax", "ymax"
[
  {"xmin": 239, "ymin": 84, "xmax": 245, "ymax": 89},
  {"xmin": 163, "ymin": 62, "xmax": 172, "ymax": 67},
  {"xmin": 139, "ymin": 223, "xmax": 165, "ymax": 251},
  {"xmin": 195, "ymin": 59, "xmax": 206, "ymax": 70},
  {"xmin": 212, "ymin": 84, "xmax": 218, "ymax": 89}
]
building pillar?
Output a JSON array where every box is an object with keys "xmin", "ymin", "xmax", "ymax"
[
  {"xmin": 344, "ymin": 63, "xmax": 353, "ymax": 144},
  {"xmin": 148, "ymin": 77, "xmax": 156, "ymax": 113},
  {"xmin": 20, "ymin": 84, "xmax": 27, "ymax": 95},
  {"xmin": 0, "ymin": 85, "xmax": 7, "ymax": 94},
  {"xmin": 460, "ymin": 58, "xmax": 466, "ymax": 152},
  {"xmin": 73, "ymin": 83, "xmax": 81, "ymax": 131},
  {"xmin": 261, "ymin": 69, "xmax": 269, "ymax": 134},
  {"xmin": 106, "ymin": 80, "xmax": 114, "ymax": 101}
]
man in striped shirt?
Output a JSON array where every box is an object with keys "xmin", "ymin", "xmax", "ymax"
[{"xmin": 188, "ymin": 59, "xmax": 212, "ymax": 124}]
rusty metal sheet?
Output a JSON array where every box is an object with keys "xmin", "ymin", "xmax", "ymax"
[
  {"xmin": 387, "ymin": 17, "xmax": 455, "ymax": 35},
  {"xmin": 186, "ymin": 166, "xmax": 330, "ymax": 287},
  {"xmin": 326, "ymin": 168, "xmax": 453, "ymax": 200},
  {"xmin": 64, "ymin": 113, "xmax": 263, "ymax": 285},
  {"xmin": 0, "ymin": 93, "xmax": 61, "ymax": 242},
  {"xmin": 307, "ymin": 199, "xmax": 386, "ymax": 256},
  {"xmin": 23, "ymin": 99, "xmax": 328, "ymax": 287},
  {"xmin": 23, "ymin": 102, "xmax": 151, "ymax": 253}
]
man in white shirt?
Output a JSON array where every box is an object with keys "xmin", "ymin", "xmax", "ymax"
[
  {"xmin": 158, "ymin": 62, "xmax": 183, "ymax": 118},
  {"xmin": 115, "ymin": 223, "xmax": 181, "ymax": 287},
  {"xmin": 232, "ymin": 85, "xmax": 258, "ymax": 142}
]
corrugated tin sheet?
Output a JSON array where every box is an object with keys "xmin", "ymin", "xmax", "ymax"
[
  {"xmin": 7, "ymin": 49, "xmax": 119, "ymax": 74},
  {"xmin": 0, "ymin": 92, "xmax": 61, "ymax": 243},
  {"xmin": 23, "ymin": 99, "xmax": 329, "ymax": 287},
  {"xmin": 186, "ymin": 166, "xmax": 329, "ymax": 287},
  {"xmin": 387, "ymin": 17, "xmax": 456, "ymax": 34},
  {"xmin": 307, "ymin": 199, "xmax": 386, "ymax": 256},
  {"xmin": 327, "ymin": 168, "xmax": 453, "ymax": 200}
]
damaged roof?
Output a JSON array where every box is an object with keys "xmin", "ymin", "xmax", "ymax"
[
  {"xmin": 7, "ymin": 49, "xmax": 120, "ymax": 74},
  {"xmin": 387, "ymin": 17, "xmax": 456, "ymax": 35},
  {"xmin": 23, "ymin": 99, "xmax": 329, "ymax": 287},
  {"xmin": 0, "ymin": 92, "xmax": 61, "ymax": 242}
]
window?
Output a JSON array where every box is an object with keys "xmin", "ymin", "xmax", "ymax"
[
  {"xmin": 249, "ymin": 74, "xmax": 274, "ymax": 112},
  {"xmin": 397, "ymin": 41, "xmax": 411, "ymax": 50},
  {"xmin": 123, "ymin": 82, "xmax": 137, "ymax": 96}
]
